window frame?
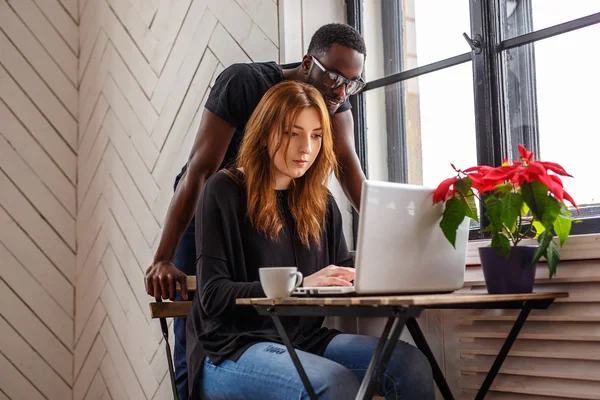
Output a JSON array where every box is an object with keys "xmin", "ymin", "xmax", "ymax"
[{"xmin": 346, "ymin": 0, "xmax": 600, "ymax": 242}]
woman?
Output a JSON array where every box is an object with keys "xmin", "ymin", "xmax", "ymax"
[{"xmin": 186, "ymin": 81, "xmax": 434, "ymax": 399}]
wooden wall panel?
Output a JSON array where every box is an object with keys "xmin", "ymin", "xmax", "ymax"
[
  {"xmin": 445, "ymin": 257, "xmax": 600, "ymax": 399},
  {"xmin": 75, "ymin": 0, "xmax": 279, "ymax": 398},
  {"xmin": 0, "ymin": 0, "xmax": 77, "ymax": 398}
]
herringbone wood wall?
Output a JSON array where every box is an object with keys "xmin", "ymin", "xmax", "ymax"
[
  {"xmin": 76, "ymin": 0, "xmax": 280, "ymax": 399},
  {"xmin": 0, "ymin": 0, "xmax": 287, "ymax": 398},
  {"xmin": 1, "ymin": 0, "xmax": 348, "ymax": 398},
  {"xmin": 1, "ymin": 0, "xmax": 78, "ymax": 399}
]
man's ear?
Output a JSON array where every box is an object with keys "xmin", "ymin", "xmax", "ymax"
[{"xmin": 301, "ymin": 55, "xmax": 312, "ymax": 75}]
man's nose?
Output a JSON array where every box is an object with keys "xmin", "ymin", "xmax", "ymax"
[{"xmin": 332, "ymin": 82, "xmax": 347, "ymax": 98}]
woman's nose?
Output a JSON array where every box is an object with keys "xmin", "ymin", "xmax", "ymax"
[{"xmin": 299, "ymin": 136, "xmax": 312, "ymax": 154}]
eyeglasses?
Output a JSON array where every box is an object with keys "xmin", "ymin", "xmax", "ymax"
[{"xmin": 311, "ymin": 56, "xmax": 366, "ymax": 96}]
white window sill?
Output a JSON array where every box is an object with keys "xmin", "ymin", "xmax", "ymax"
[
  {"xmin": 464, "ymin": 233, "xmax": 600, "ymax": 285},
  {"xmin": 467, "ymin": 233, "xmax": 600, "ymax": 264}
]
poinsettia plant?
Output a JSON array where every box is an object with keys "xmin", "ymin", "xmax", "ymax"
[{"xmin": 434, "ymin": 144, "xmax": 578, "ymax": 278}]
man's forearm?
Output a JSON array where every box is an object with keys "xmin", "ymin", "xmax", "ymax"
[
  {"xmin": 338, "ymin": 152, "xmax": 365, "ymax": 212},
  {"xmin": 153, "ymin": 172, "xmax": 206, "ymax": 264}
]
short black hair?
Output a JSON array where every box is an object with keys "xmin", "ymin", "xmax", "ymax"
[{"xmin": 307, "ymin": 23, "xmax": 366, "ymax": 58}]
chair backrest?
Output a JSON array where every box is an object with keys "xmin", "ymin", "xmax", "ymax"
[{"xmin": 149, "ymin": 276, "xmax": 196, "ymax": 318}]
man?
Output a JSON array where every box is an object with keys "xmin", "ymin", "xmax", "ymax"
[{"xmin": 145, "ymin": 23, "xmax": 367, "ymax": 399}]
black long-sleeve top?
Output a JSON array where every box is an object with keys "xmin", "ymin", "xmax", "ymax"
[{"xmin": 185, "ymin": 170, "xmax": 353, "ymax": 393}]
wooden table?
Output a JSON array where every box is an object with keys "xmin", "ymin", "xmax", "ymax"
[{"xmin": 236, "ymin": 292, "xmax": 568, "ymax": 400}]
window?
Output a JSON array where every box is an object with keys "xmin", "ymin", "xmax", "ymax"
[{"xmin": 347, "ymin": 0, "xmax": 600, "ymax": 239}]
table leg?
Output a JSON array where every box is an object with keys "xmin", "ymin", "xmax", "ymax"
[
  {"xmin": 269, "ymin": 310, "xmax": 318, "ymax": 400},
  {"xmin": 406, "ymin": 318, "xmax": 455, "ymax": 400},
  {"xmin": 474, "ymin": 301, "xmax": 533, "ymax": 400},
  {"xmin": 354, "ymin": 317, "xmax": 394, "ymax": 399},
  {"xmin": 355, "ymin": 311, "xmax": 410, "ymax": 400}
]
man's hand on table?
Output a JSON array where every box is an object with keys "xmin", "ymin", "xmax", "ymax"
[
  {"xmin": 303, "ymin": 265, "xmax": 355, "ymax": 287},
  {"xmin": 145, "ymin": 261, "xmax": 188, "ymax": 301}
]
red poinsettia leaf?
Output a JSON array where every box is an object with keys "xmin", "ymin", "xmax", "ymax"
[
  {"xmin": 481, "ymin": 184, "xmax": 499, "ymax": 193},
  {"xmin": 563, "ymin": 190, "xmax": 579, "ymax": 213},
  {"xmin": 549, "ymin": 174, "xmax": 564, "ymax": 186},
  {"xmin": 547, "ymin": 175, "xmax": 565, "ymax": 201},
  {"xmin": 549, "ymin": 182, "xmax": 564, "ymax": 202},
  {"xmin": 518, "ymin": 144, "xmax": 534, "ymax": 162},
  {"xmin": 522, "ymin": 162, "xmax": 547, "ymax": 182},
  {"xmin": 471, "ymin": 175, "xmax": 497, "ymax": 192},
  {"xmin": 534, "ymin": 172, "xmax": 567, "ymax": 202},
  {"xmin": 482, "ymin": 165, "xmax": 519, "ymax": 185},
  {"xmin": 541, "ymin": 161, "xmax": 573, "ymax": 177},
  {"xmin": 464, "ymin": 165, "xmax": 493, "ymax": 174},
  {"xmin": 433, "ymin": 177, "xmax": 458, "ymax": 203},
  {"xmin": 444, "ymin": 187, "xmax": 457, "ymax": 202}
]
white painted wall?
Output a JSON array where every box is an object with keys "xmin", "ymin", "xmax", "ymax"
[{"xmin": 279, "ymin": 0, "xmax": 355, "ymax": 248}]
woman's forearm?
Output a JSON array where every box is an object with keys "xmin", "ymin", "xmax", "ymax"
[{"xmin": 200, "ymin": 280, "xmax": 264, "ymax": 317}]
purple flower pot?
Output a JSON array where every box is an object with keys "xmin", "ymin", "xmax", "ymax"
[{"xmin": 479, "ymin": 245, "xmax": 537, "ymax": 294}]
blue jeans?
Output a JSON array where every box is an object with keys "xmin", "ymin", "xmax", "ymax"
[
  {"xmin": 196, "ymin": 334, "xmax": 434, "ymax": 400},
  {"xmin": 174, "ymin": 218, "xmax": 196, "ymax": 400}
]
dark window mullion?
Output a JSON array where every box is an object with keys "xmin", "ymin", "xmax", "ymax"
[
  {"xmin": 346, "ymin": 0, "xmax": 367, "ymax": 244},
  {"xmin": 381, "ymin": 0, "xmax": 406, "ymax": 183},
  {"xmin": 501, "ymin": 11, "xmax": 600, "ymax": 50},
  {"xmin": 501, "ymin": 0, "xmax": 539, "ymax": 160},
  {"xmin": 468, "ymin": 0, "xmax": 507, "ymax": 239},
  {"xmin": 470, "ymin": 0, "xmax": 506, "ymax": 169},
  {"xmin": 364, "ymin": 53, "xmax": 471, "ymax": 92},
  {"xmin": 346, "ymin": 0, "xmax": 368, "ymax": 177}
]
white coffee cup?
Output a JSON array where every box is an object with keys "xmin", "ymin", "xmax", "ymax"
[{"xmin": 259, "ymin": 267, "xmax": 303, "ymax": 299}]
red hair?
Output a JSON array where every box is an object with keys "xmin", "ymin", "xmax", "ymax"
[{"xmin": 229, "ymin": 81, "xmax": 337, "ymax": 247}]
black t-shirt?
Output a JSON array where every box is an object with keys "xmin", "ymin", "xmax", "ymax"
[
  {"xmin": 185, "ymin": 170, "xmax": 354, "ymax": 396},
  {"xmin": 173, "ymin": 61, "xmax": 352, "ymax": 190}
]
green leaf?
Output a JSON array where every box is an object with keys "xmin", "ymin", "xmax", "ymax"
[
  {"xmin": 454, "ymin": 177, "xmax": 472, "ymax": 196},
  {"xmin": 521, "ymin": 181, "xmax": 548, "ymax": 220},
  {"xmin": 491, "ymin": 232, "xmax": 511, "ymax": 260},
  {"xmin": 521, "ymin": 201, "xmax": 531, "ymax": 217},
  {"xmin": 545, "ymin": 240, "xmax": 560, "ymax": 279},
  {"xmin": 560, "ymin": 204, "xmax": 572, "ymax": 218},
  {"xmin": 553, "ymin": 215, "xmax": 572, "ymax": 246},
  {"xmin": 501, "ymin": 192, "xmax": 523, "ymax": 232},
  {"xmin": 532, "ymin": 221, "xmax": 546, "ymax": 239},
  {"xmin": 542, "ymin": 196, "xmax": 561, "ymax": 230},
  {"xmin": 532, "ymin": 181, "xmax": 550, "ymax": 216},
  {"xmin": 494, "ymin": 183, "xmax": 513, "ymax": 194},
  {"xmin": 484, "ymin": 195, "xmax": 503, "ymax": 231},
  {"xmin": 461, "ymin": 191, "xmax": 479, "ymax": 222},
  {"xmin": 440, "ymin": 197, "xmax": 466, "ymax": 248},
  {"xmin": 532, "ymin": 230, "xmax": 552, "ymax": 267}
]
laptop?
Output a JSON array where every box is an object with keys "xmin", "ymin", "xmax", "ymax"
[{"xmin": 293, "ymin": 180, "xmax": 470, "ymax": 296}]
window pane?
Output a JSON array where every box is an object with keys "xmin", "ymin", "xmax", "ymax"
[
  {"xmin": 501, "ymin": 0, "xmax": 600, "ymax": 40},
  {"xmin": 364, "ymin": 62, "xmax": 478, "ymax": 190},
  {"xmin": 363, "ymin": 0, "xmax": 471, "ymax": 81},
  {"xmin": 504, "ymin": 24, "xmax": 600, "ymax": 209}
]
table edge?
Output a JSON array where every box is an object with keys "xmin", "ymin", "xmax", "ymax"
[{"xmin": 235, "ymin": 292, "xmax": 569, "ymax": 306}]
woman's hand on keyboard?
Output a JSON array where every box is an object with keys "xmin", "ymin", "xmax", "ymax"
[{"xmin": 303, "ymin": 265, "xmax": 355, "ymax": 287}]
